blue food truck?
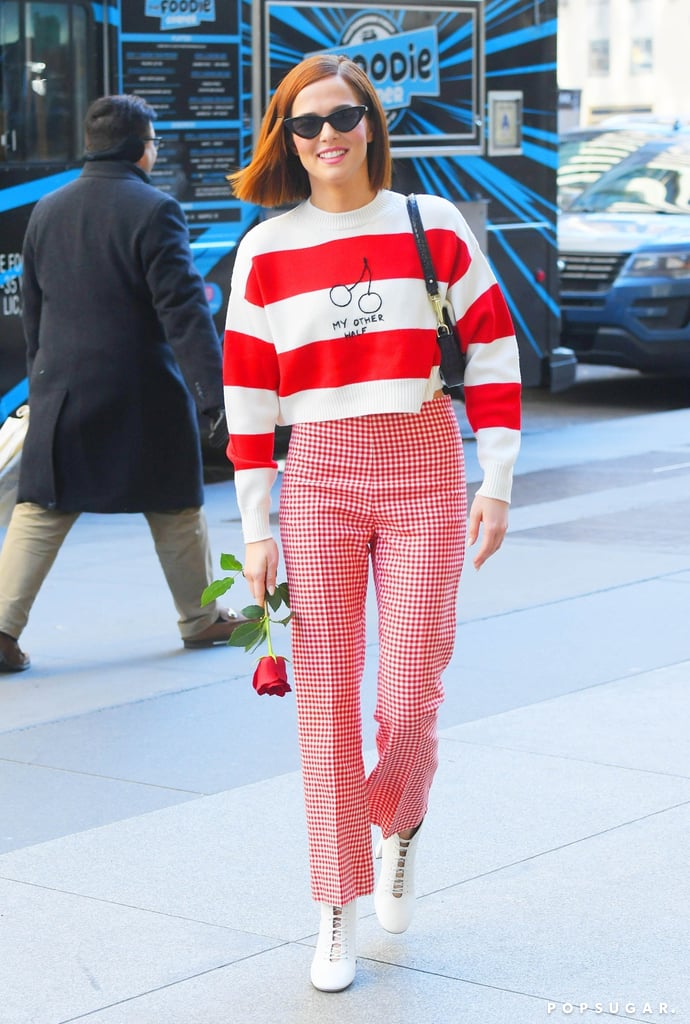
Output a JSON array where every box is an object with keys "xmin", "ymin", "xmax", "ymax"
[{"xmin": 0, "ymin": 0, "xmax": 574, "ymax": 427}]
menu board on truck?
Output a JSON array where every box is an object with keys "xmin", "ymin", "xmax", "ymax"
[{"xmin": 119, "ymin": 1, "xmax": 244, "ymax": 224}]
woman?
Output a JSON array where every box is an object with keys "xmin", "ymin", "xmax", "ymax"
[{"xmin": 223, "ymin": 54, "xmax": 521, "ymax": 992}]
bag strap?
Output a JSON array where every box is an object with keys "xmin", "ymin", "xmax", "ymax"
[{"xmin": 406, "ymin": 193, "xmax": 450, "ymax": 336}]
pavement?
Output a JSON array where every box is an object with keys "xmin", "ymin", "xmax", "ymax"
[{"xmin": 1, "ymin": 398, "xmax": 689, "ymax": 1024}]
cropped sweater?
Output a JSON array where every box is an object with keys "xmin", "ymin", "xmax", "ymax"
[{"xmin": 223, "ymin": 189, "xmax": 521, "ymax": 542}]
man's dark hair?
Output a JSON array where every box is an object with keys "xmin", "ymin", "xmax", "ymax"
[{"xmin": 84, "ymin": 94, "xmax": 156, "ymax": 155}]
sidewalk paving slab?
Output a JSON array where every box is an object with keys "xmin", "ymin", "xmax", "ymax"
[
  {"xmin": 360, "ymin": 802, "xmax": 690, "ymax": 1023},
  {"xmin": 1, "ymin": 663, "xmax": 689, "ymax": 1024},
  {"xmin": 2, "ymin": 407, "xmax": 690, "ymax": 1024},
  {"xmin": 0, "ymin": 877, "xmax": 277, "ymax": 1024},
  {"xmin": 62, "ymin": 944, "xmax": 560, "ymax": 1024},
  {"xmin": 441, "ymin": 660, "xmax": 690, "ymax": 778}
]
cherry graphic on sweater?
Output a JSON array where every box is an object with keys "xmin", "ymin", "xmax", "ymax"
[{"xmin": 330, "ymin": 257, "xmax": 382, "ymax": 313}]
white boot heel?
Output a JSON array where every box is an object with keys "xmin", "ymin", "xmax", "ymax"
[
  {"xmin": 310, "ymin": 900, "xmax": 357, "ymax": 992},
  {"xmin": 374, "ymin": 826, "xmax": 421, "ymax": 934}
]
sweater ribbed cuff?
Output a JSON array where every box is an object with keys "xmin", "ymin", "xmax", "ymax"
[
  {"xmin": 241, "ymin": 508, "xmax": 273, "ymax": 544},
  {"xmin": 475, "ymin": 462, "xmax": 514, "ymax": 504}
]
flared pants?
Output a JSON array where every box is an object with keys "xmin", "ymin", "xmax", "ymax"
[{"xmin": 279, "ymin": 396, "xmax": 466, "ymax": 905}]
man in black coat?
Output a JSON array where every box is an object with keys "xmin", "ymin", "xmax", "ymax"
[{"xmin": 0, "ymin": 94, "xmax": 244, "ymax": 673}]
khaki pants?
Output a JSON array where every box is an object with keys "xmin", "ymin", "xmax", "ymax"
[{"xmin": 0, "ymin": 502, "xmax": 220, "ymax": 641}]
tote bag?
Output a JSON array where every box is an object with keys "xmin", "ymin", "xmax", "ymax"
[{"xmin": 0, "ymin": 405, "xmax": 29, "ymax": 527}]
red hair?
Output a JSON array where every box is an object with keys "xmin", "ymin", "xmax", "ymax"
[{"xmin": 228, "ymin": 55, "xmax": 392, "ymax": 207}]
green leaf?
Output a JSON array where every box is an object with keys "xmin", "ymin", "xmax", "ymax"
[
  {"xmin": 220, "ymin": 553, "xmax": 243, "ymax": 572},
  {"xmin": 277, "ymin": 612, "xmax": 293, "ymax": 626},
  {"xmin": 265, "ymin": 588, "xmax": 283, "ymax": 613},
  {"xmin": 276, "ymin": 581, "xmax": 290, "ymax": 607},
  {"xmin": 226, "ymin": 620, "xmax": 265, "ymax": 649},
  {"xmin": 245, "ymin": 634, "xmax": 267, "ymax": 655},
  {"xmin": 241, "ymin": 604, "xmax": 265, "ymax": 621},
  {"xmin": 200, "ymin": 577, "xmax": 234, "ymax": 606}
]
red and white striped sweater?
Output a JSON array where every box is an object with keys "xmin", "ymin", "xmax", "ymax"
[{"xmin": 223, "ymin": 189, "xmax": 521, "ymax": 542}]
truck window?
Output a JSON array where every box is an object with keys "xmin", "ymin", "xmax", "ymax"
[{"xmin": 1, "ymin": 1, "xmax": 91, "ymax": 163}]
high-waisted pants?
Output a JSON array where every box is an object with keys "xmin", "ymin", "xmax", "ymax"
[{"xmin": 279, "ymin": 395, "xmax": 466, "ymax": 906}]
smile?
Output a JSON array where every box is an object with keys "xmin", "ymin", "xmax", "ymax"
[{"xmin": 318, "ymin": 148, "xmax": 347, "ymax": 160}]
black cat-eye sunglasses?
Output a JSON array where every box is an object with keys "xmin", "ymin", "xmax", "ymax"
[{"xmin": 282, "ymin": 105, "xmax": 368, "ymax": 140}]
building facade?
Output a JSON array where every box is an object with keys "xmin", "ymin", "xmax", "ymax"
[{"xmin": 558, "ymin": 0, "xmax": 690, "ymax": 127}]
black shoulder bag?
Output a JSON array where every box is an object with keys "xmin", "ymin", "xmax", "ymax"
[{"xmin": 406, "ymin": 193, "xmax": 465, "ymax": 393}]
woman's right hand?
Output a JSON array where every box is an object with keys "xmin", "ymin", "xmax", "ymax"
[{"xmin": 243, "ymin": 538, "xmax": 280, "ymax": 606}]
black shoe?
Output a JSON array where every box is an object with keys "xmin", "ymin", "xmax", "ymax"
[
  {"xmin": 182, "ymin": 610, "xmax": 248, "ymax": 648},
  {"xmin": 0, "ymin": 631, "xmax": 31, "ymax": 672}
]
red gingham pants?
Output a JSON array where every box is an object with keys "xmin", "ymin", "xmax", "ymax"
[{"xmin": 279, "ymin": 395, "xmax": 467, "ymax": 905}]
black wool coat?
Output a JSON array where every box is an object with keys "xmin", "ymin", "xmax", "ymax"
[{"xmin": 19, "ymin": 160, "xmax": 224, "ymax": 513}]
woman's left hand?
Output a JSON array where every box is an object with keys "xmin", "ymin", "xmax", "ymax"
[{"xmin": 467, "ymin": 494, "xmax": 509, "ymax": 570}]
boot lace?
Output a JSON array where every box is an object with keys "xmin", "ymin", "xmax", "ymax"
[
  {"xmin": 327, "ymin": 905, "xmax": 350, "ymax": 961},
  {"xmin": 391, "ymin": 836, "xmax": 412, "ymax": 899}
]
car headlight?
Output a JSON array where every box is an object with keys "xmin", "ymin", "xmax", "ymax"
[{"xmin": 622, "ymin": 250, "xmax": 690, "ymax": 278}]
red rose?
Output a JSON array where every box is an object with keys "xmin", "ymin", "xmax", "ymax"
[{"xmin": 252, "ymin": 655, "xmax": 291, "ymax": 697}]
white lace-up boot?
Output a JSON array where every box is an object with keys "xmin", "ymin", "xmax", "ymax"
[
  {"xmin": 374, "ymin": 825, "xmax": 422, "ymax": 933},
  {"xmin": 310, "ymin": 900, "xmax": 357, "ymax": 992}
]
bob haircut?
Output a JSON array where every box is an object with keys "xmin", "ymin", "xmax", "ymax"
[{"xmin": 228, "ymin": 55, "xmax": 392, "ymax": 207}]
